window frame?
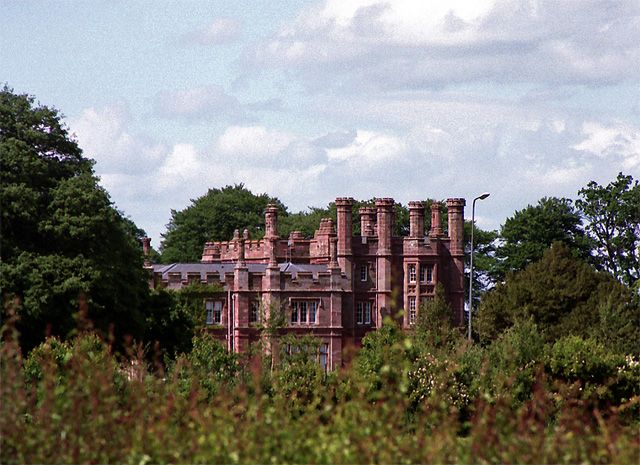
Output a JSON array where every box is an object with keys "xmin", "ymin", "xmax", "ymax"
[
  {"xmin": 249, "ymin": 300, "xmax": 260, "ymax": 324},
  {"xmin": 408, "ymin": 264, "xmax": 417, "ymax": 283},
  {"xmin": 205, "ymin": 300, "xmax": 223, "ymax": 325},
  {"xmin": 356, "ymin": 301, "xmax": 373, "ymax": 325},
  {"xmin": 360, "ymin": 263, "xmax": 368, "ymax": 281},
  {"xmin": 290, "ymin": 299, "xmax": 319, "ymax": 325},
  {"xmin": 409, "ymin": 296, "xmax": 417, "ymax": 325}
]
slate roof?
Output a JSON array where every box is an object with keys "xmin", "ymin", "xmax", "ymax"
[{"xmin": 152, "ymin": 262, "xmax": 329, "ymax": 280}]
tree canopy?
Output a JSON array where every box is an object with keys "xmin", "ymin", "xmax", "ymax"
[
  {"xmin": 0, "ymin": 87, "xmax": 149, "ymax": 352},
  {"xmin": 576, "ymin": 173, "xmax": 640, "ymax": 288},
  {"xmin": 493, "ymin": 197, "xmax": 592, "ymax": 280},
  {"xmin": 159, "ymin": 184, "xmax": 285, "ymax": 262},
  {"xmin": 476, "ymin": 242, "xmax": 639, "ymax": 354}
]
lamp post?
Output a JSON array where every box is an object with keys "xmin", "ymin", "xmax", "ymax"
[{"xmin": 468, "ymin": 192, "xmax": 490, "ymax": 341}]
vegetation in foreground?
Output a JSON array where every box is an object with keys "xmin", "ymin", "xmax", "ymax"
[{"xmin": 2, "ymin": 294, "xmax": 639, "ymax": 464}]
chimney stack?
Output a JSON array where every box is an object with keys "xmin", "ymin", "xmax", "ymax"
[
  {"xmin": 375, "ymin": 198, "xmax": 394, "ymax": 254},
  {"xmin": 264, "ymin": 204, "xmax": 279, "ymax": 239},
  {"xmin": 446, "ymin": 198, "xmax": 465, "ymax": 254},
  {"xmin": 408, "ymin": 201, "xmax": 424, "ymax": 238},
  {"xmin": 429, "ymin": 201, "xmax": 444, "ymax": 237},
  {"xmin": 359, "ymin": 206, "xmax": 376, "ymax": 237}
]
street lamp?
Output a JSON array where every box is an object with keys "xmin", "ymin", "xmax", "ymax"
[{"xmin": 468, "ymin": 192, "xmax": 490, "ymax": 341}]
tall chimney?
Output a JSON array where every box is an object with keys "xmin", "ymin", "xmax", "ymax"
[
  {"xmin": 408, "ymin": 201, "xmax": 424, "ymax": 238},
  {"xmin": 142, "ymin": 237, "xmax": 152, "ymax": 267},
  {"xmin": 264, "ymin": 204, "xmax": 279, "ymax": 239},
  {"xmin": 446, "ymin": 198, "xmax": 465, "ymax": 254},
  {"xmin": 359, "ymin": 206, "xmax": 376, "ymax": 237},
  {"xmin": 335, "ymin": 197, "xmax": 354, "ymax": 277},
  {"xmin": 429, "ymin": 201, "xmax": 444, "ymax": 237},
  {"xmin": 375, "ymin": 198, "xmax": 394, "ymax": 254}
]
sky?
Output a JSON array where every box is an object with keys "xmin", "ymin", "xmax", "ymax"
[{"xmin": 3, "ymin": 0, "xmax": 639, "ymax": 248}]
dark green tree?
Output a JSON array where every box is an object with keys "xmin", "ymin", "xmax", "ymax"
[
  {"xmin": 476, "ymin": 242, "xmax": 639, "ymax": 354},
  {"xmin": 0, "ymin": 87, "xmax": 149, "ymax": 352},
  {"xmin": 160, "ymin": 184, "xmax": 285, "ymax": 262},
  {"xmin": 575, "ymin": 173, "xmax": 639, "ymax": 288},
  {"xmin": 494, "ymin": 197, "xmax": 592, "ymax": 280}
]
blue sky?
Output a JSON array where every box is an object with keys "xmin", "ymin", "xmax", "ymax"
[{"xmin": 3, "ymin": 0, "xmax": 639, "ymax": 248}]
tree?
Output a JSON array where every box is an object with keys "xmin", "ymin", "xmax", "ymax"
[
  {"xmin": 476, "ymin": 242, "xmax": 639, "ymax": 354},
  {"xmin": 464, "ymin": 221, "xmax": 499, "ymax": 309},
  {"xmin": 0, "ymin": 87, "xmax": 149, "ymax": 352},
  {"xmin": 160, "ymin": 184, "xmax": 285, "ymax": 262},
  {"xmin": 575, "ymin": 173, "xmax": 640, "ymax": 288},
  {"xmin": 494, "ymin": 197, "xmax": 592, "ymax": 280}
]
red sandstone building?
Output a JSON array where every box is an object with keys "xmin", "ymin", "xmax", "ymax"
[{"xmin": 150, "ymin": 197, "xmax": 465, "ymax": 370}]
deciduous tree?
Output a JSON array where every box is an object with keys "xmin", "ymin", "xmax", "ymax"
[
  {"xmin": 0, "ymin": 87, "xmax": 149, "ymax": 352},
  {"xmin": 494, "ymin": 197, "xmax": 592, "ymax": 280},
  {"xmin": 160, "ymin": 184, "xmax": 285, "ymax": 262},
  {"xmin": 576, "ymin": 173, "xmax": 640, "ymax": 287}
]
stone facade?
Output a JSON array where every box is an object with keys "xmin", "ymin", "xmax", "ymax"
[{"xmin": 151, "ymin": 197, "xmax": 465, "ymax": 370}]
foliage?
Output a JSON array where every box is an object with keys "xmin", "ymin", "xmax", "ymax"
[
  {"xmin": 464, "ymin": 221, "xmax": 499, "ymax": 307},
  {"xmin": 3, "ymin": 317, "xmax": 639, "ymax": 464},
  {"xmin": 494, "ymin": 197, "xmax": 592, "ymax": 280},
  {"xmin": 0, "ymin": 87, "xmax": 149, "ymax": 353},
  {"xmin": 544, "ymin": 336, "xmax": 640, "ymax": 406},
  {"xmin": 142, "ymin": 289, "xmax": 195, "ymax": 361},
  {"xmin": 414, "ymin": 285, "xmax": 462, "ymax": 351},
  {"xmin": 576, "ymin": 172, "xmax": 640, "ymax": 287},
  {"xmin": 171, "ymin": 332, "xmax": 239, "ymax": 398},
  {"xmin": 160, "ymin": 184, "xmax": 285, "ymax": 262},
  {"xmin": 476, "ymin": 242, "xmax": 639, "ymax": 353}
]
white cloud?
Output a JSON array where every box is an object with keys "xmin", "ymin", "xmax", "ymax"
[
  {"xmin": 70, "ymin": 104, "xmax": 165, "ymax": 173},
  {"xmin": 327, "ymin": 130, "xmax": 406, "ymax": 165},
  {"xmin": 180, "ymin": 18, "xmax": 242, "ymax": 46},
  {"xmin": 69, "ymin": 99, "xmax": 639, "ymax": 247},
  {"xmin": 250, "ymin": 0, "xmax": 640, "ymax": 90},
  {"xmin": 155, "ymin": 85, "xmax": 250, "ymax": 122},
  {"xmin": 215, "ymin": 126, "xmax": 294, "ymax": 162},
  {"xmin": 573, "ymin": 121, "xmax": 640, "ymax": 170}
]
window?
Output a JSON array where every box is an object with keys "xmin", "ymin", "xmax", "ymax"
[
  {"xmin": 421, "ymin": 265, "xmax": 433, "ymax": 283},
  {"xmin": 319, "ymin": 343, "xmax": 329, "ymax": 372},
  {"xmin": 249, "ymin": 300, "xmax": 260, "ymax": 323},
  {"xmin": 408, "ymin": 264, "xmax": 417, "ymax": 283},
  {"xmin": 409, "ymin": 297, "xmax": 417, "ymax": 325},
  {"xmin": 206, "ymin": 300, "xmax": 222, "ymax": 325},
  {"xmin": 356, "ymin": 301, "xmax": 372, "ymax": 324},
  {"xmin": 360, "ymin": 263, "xmax": 368, "ymax": 281},
  {"xmin": 291, "ymin": 300, "xmax": 318, "ymax": 324}
]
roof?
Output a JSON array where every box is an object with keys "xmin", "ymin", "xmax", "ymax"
[{"xmin": 152, "ymin": 262, "xmax": 329, "ymax": 280}]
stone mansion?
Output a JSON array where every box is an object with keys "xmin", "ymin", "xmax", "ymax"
[{"xmin": 149, "ymin": 197, "xmax": 466, "ymax": 370}]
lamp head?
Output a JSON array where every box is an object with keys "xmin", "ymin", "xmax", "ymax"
[{"xmin": 478, "ymin": 192, "xmax": 490, "ymax": 200}]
